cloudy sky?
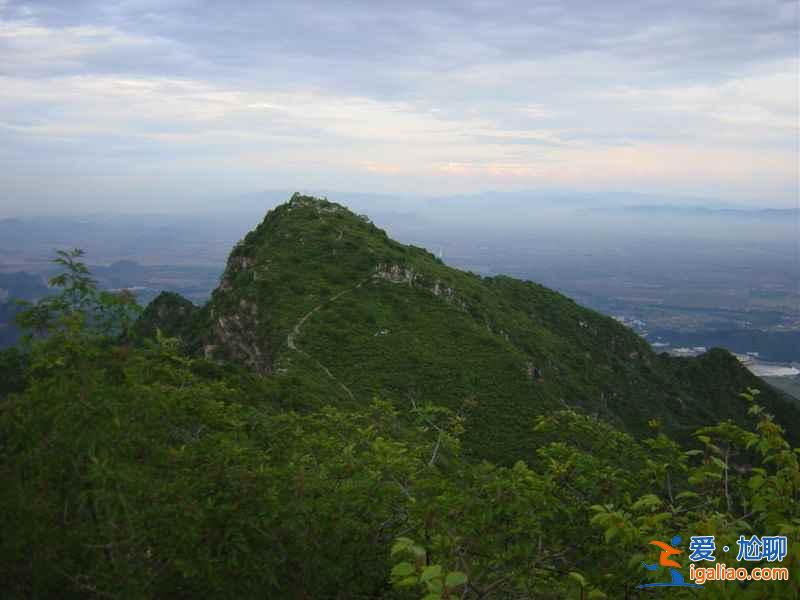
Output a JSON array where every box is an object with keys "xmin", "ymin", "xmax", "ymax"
[{"xmin": 0, "ymin": 0, "xmax": 797, "ymax": 214}]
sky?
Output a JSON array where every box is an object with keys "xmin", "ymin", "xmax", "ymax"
[{"xmin": 0, "ymin": 0, "xmax": 798, "ymax": 215}]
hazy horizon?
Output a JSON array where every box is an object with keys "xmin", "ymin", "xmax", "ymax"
[{"xmin": 1, "ymin": 187, "xmax": 798, "ymax": 221}]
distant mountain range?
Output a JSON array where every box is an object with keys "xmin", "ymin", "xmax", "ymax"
[{"xmin": 580, "ymin": 205, "xmax": 799, "ymax": 218}]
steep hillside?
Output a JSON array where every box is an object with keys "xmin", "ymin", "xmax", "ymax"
[
  {"xmin": 133, "ymin": 291, "xmax": 199, "ymax": 342},
  {"xmin": 5, "ymin": 238, "xmax": 798, "ymax": 599},
  {"xmin": 139, "ymin": 194, "xmax": 799, "ymax": 461}
]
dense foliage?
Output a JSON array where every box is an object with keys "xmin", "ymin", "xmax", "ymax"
[
  {"xmin": 1, "ymin": 246, "xmax": 797, "ymax": 598},
  {"xmin": 139, "ymin": 195, "xmax": 800, "ymax": 461}
]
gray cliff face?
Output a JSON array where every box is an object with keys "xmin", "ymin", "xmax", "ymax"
[
  {"xmin": 207, "ymin": 299, "xmax": 271, "ymax": 375},
  {"xmin": 203, "ymin": 247, "xmax": 273, "ymax": 374},
  {"xmin": 373, "ymin": 263, "xmax": 467, "ymax": 311}
]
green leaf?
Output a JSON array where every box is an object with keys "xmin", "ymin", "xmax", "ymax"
[
  {"xmin": 410, "ymin": 544, "xmax": 427, "ymax": 559},
  {"xmin": 420, "ymin": 565, "xmax": 442, "ymax": 582},
  {"xmin": 631, "ymin": 494, "xmax": 662, "ymax": 512},
  {"xmin": 568, "ymin": 571, "xmax": 587, "ymax": 588},
  {"xmin": 391, "ymin": 562, "xmax": 415, "ymax": 579},
  {"xmin": 425, "ymin": 578, "xmax": 444, "ymax": 594},
  {"xmin": 710, "ymin": 456, "xmax": 726, "ymax": 470},
  {"xmin": 395, "ymin": 536, "xmax": 415, "ymax": 546},
  {"xmin": 397, "ymin": 576, "xmax": 418, "ymax": 587},
  {"xmin": 391, "ymin": 537, "xmax": 414, "ymax": 555},
  {"xmin": 604, "ymin": 527, "xmax": 619, "ymax": 543},
  {"xmin": 445, "ymin": 571, "xmax": 467, "ymax": 587}
]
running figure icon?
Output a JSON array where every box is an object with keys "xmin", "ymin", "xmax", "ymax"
[{"xmin": 638, "ymin": 535, "xmax": 703, "ymax": 589}]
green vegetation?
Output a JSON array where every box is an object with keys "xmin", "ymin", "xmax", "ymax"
[
  {"xmin": 1, "ymin": 198, "xmax": 798, "ymax": 598},
  {"xmin": 140, "ymin": 194, "xmax": 800, "ymax": 457},
  {"xmin": 132, "ymin": 291, "xmax": 200, "ymax": 347}
]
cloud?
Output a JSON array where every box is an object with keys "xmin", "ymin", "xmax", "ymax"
[
  {"xmin": 0, "ymin": 0, "xmax": 798, "ymax": 212},
  {"xmin": 597, "ymin": 61, "xmax": 798, "ymax": 134},
  {"xmin": 0, "ymin": 19, "xmax": 196, "ymax": 78}
]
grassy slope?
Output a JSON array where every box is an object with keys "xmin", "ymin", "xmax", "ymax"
[{"xmin": 138, "ymin": 194, "xmax": 800, "ymax": 461}]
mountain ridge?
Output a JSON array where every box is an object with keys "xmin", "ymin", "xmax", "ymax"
[{"xmin": 137, "ymin": 193, "xmax": 800, "ymax": 460}]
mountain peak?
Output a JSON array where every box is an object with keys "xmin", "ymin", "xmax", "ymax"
[
  {"xmin": 134, "ymin": 193, "xmax": 800, "ymax": 459},
  {"xmin": 286, "ymin": 192, "xmax": 342, "ymax": 210},
  {"xmin": 200, "ymin": 194, "xmax": 443, "ymax": 375},
  {"xmin": 281, "ymin": 192, "xmax": 369, "ymax": 223}
]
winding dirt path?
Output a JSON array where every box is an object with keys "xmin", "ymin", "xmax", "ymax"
[{"xmin": 286, "ymin": 278, "xmax": 369, "ymax": 401}]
